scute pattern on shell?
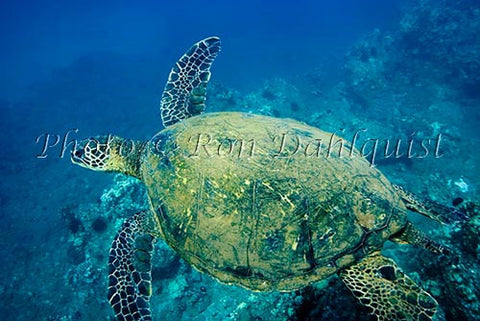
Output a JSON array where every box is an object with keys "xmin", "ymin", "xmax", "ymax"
[{"xmin": 141, "ymin": 112, "xmax": 408, "ymax": 291}]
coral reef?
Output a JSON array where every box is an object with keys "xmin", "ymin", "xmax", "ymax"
[
  {"xmin": 399, "ymin": 0, "xmax": 480, "ymax": 97},
  {"xmin": 344, "ymin": 0, "xmax": 480, "ymax": 133},
  {"xmin": 394, "ymin": 201, "xmax": 480, "ymax": 320}
]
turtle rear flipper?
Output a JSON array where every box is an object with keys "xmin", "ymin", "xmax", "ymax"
[
  {"xmin": 391, "ymin": 221, "xmax": 451, "ymax": 255},
  {"xmin": 339, "ymin": 253, "xmax": 437, "ymax": 321},
  {"xmin": 108, "ymin": 212, "xmax": 156, "ymax": 321},
  {"xmin": 160, "ymin": 36, "xmax": 221, "ymax": 127},
  {"xmin": 393, "ymin": 184, "xmax": 469, "ymax": 224}
]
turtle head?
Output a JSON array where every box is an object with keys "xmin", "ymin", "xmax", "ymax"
[{"xmin": 71, "ymin": 135, "xmax": 144, "ymax": 179}]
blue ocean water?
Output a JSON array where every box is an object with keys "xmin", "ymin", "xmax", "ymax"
[{"xmin": 1, "ymin": 1, "xmax": 479, "ymax": 320}]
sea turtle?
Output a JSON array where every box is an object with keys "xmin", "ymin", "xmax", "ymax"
[{"xmin": 71, "ymin": 36, "xmax": 466, "ymax": 321}]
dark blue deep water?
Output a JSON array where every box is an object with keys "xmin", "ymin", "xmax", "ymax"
[{"xmin": 1, "ymin": 1, "xmax": 479, "ymax": 320}]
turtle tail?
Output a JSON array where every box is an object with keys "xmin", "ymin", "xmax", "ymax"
[
  {"xmin": 108, "ymin": 211, "xmax": 156, "ymax": 321},
  {"xmin": 392, "ymin": 184, "xmax": 469, "ymax": 224}
]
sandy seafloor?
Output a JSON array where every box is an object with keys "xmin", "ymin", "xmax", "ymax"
[{"xmin": 0, "ymin": 1, "xmax": 479, "ymax": 320}]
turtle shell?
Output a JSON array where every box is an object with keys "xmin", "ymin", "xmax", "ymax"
[{"xmin": 140, "ymin": 112, "xmax": 407, "ymax": 291}]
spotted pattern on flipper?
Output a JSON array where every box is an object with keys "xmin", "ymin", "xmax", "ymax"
[
  {"xmin": 160, "ymin": 36, "xmax": 221, "ymax": 127},
  {"xmin": 108, "ymin": 211, "xmax": 156, "ymax": 321},
  {"xmin": 339, "ymin": 254, "xmax": 437, "ymax": 321}
]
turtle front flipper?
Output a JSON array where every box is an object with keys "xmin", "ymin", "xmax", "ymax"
[
  {"xmin": 339, "ymin": 253, "xmax": 437, "ymax": 321},
  {"xmin": 160, "ymin": 36, "xmax": 221, "ymax": 127},
  {"xmin": 393, "ymin": 184, "xmax": 469, "ymax": 224},
  {"xmin": 108, "ymin": 211, "xmax": 156, "ymax": 321}
]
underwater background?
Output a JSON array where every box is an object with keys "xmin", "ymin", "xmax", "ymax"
[{"xmin": 1, "ymin": 0, "xmax": 479, "ymax": 320}]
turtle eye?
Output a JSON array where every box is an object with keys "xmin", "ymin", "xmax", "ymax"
[{"xmin": 74, "ymin": 149, "xmax": 84, "ymax": 158}]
